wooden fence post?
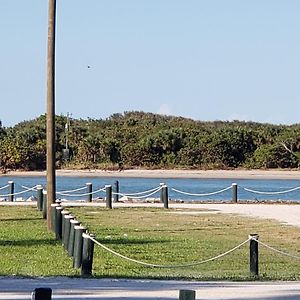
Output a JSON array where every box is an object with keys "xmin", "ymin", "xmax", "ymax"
[
  {"xmin": 249, "ymin": 234, "xmax": 259, "ymax": 277},
  {"xmin": 113, "ymin": 180, "xmax": 119, "ymax": 202},
  {"xmin": 106, "ymin": 185, "xmax": 112, "ymax": 209},
  {"xmin": 232, "ymin": 183, "xmax": 238, "ymax": 203},
  {"xmin": 179, "ymin": 289, "xmax": 196, "ymax": 300},
  {"xmin": 42, "ymin": 191, "xmax": 47, "ymax": 219},
  {"xmin": 162, "ymin": 185, "xmax": 169, "ymax": 209},
  {"xmin": 8, "ymin": 181, "xmax": 14, "ymax": 202},
  {"xmin": 73, "ymin": 225, "xmax": 86, "ymax": 268},
  {"xmin": 81, "ymin": 233, "xmax": 95, "ymax": 276},
  {"xmin": 63, "ymin": 214, "xmax": 74, "ymax": 250},
  {"xmin": 31, "ymin": 288, "xmax": 52, "ymax": 300},
  {"xmin": 55, "ymin": 206, "xmax": 64, "ymax": 241},
  {"xmin": 60, "ymin": 210, "xmax": 70, "ymax": 243},
  {"xmin": 160, "ymin": 182, "xmax": 165, "ymax": 203},
  {"xmin": 36, "ymin": 185, "xmax": 43, "ymax": 211},
  {"xmin": 68, "ymin": 219, "xmax": 80, "ymax": 257},
  {"xmin": 51, "ymin": 203, "xmax": 60, "ymax": 233},
  {"xmin": 86, "ymin": 182, "xmax": 92, "ymax": 202}
]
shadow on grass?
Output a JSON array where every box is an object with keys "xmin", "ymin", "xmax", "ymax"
[
  {"xmin": 0, "ymin": 217, "xmax": 41, "ymax": 222},
  {"xmin": 0, "ymin": 239, "xmax": 57, "ymax": 247},
  {"xmin": 97, "ymin": 238, "xmax": 170, "ymax": 245}
]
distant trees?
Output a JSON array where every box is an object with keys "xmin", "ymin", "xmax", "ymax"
[{"xmin": 0, "ymin": 112, "xmax": 299, "ymax": 172}]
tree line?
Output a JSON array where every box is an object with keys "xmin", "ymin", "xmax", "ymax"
[{"xmin": 0, "ymin": 111, "xmax": 299, "ymax": 172}]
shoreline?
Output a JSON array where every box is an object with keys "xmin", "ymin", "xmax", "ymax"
[{"xmin": 2, "ymin": 168, "xmax": 300, "ymax": 179}]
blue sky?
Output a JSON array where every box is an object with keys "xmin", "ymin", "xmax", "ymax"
[{"xmin": 1, "ymin": 1, "xmax": 300, "ymax": 127}]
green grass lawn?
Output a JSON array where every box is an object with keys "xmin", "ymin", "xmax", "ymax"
[
  {"xmin": 0, "ymin": 206, "xmax": 78, "ymax": 277},
  {"xmin": 69, "ymin": 206, "xmax": 300, "ymax": 280},
  {"xmin": 1, "ymin": 205, "xmax": 300, "ymax": 280}
]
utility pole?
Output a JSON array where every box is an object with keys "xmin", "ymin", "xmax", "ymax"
[
  {"xmin": 65, "ymin": 112, "xmax": 70, "ymax": 150},
  {"xmin": 46, "ymin": 0, "xmax": 56, "ymax": 230},
  {"xmin": 63, "ymin": 112, "xmax": 71, "ymax": 161}
]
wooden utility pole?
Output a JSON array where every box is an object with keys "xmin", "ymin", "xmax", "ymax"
[{"xmin": 46, "ymin": 0, "xmax": 56, "ymax": 230}]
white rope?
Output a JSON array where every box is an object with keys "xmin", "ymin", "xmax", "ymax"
[
  {"xmin": 0, "ymin": 187, "xmax": 37, "ymax": 197},
  {"xmin": 171, "ymin": 185, "xmax": 232, "ymax": 197},
  {"xmin": 89, "ymin": 236, "xmax": 250, "ymax": 268},
  {"xmin": 256, "ymin": 239, "xmax": 300, "ymax": 260},
  {"xmin": 0, "ymin": 184, "xmax": 9, "ymax": 191},
  {"xmin": 15, "ymin": 182, "xmax": 39, "ymax": 192},
  {"xmin": 56, "ymin": 186, "xmax": 106, "ymax": 197},
  {"xmin": 113, "ymin": 186, "xmax": 161, "ymax": 197},
  {"xmin": 20, "ymin": 185, "xmax": 39, "ymax": 192},
  {"xmin": 57, "ymin": 186, "xmax": 87, "ymax": 194},
  {"xmin": 243, "ymin": 185, "xmax": 300, "ymax": 195},
  {"xmin": 117, "ymin": 188, "xmax": 161, "ymax": 200}
]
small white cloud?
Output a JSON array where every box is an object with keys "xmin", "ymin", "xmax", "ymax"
[{"xmin": 157, "ymin": 104, "xmax": 172, "ymax": 116}]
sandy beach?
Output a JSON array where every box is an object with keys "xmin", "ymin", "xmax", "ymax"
[{"xmin": 3, "ymin": 168, "xmax": 300, "ymax": 179}]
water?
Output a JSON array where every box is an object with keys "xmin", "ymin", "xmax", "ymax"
[{"xmin": 1, "ymin": 175, "xmax": 300, "ymax": 202}]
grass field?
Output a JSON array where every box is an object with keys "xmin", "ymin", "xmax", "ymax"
[
  {"xmin": 1, "ymin": 205, "xmax": 300, "ymax": 280},
  {"xmin": 0, "ymin": 206, "xmax": 78, "ymax": 277}
]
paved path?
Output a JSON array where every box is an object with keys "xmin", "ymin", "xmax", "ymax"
[{"xmin": 1, "ymin": 277, "xmax": 300, "ymax": 300}]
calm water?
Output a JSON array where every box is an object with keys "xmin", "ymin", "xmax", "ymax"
[{"xmin": 1, "ymin": 175, "xmax": 300, "ymax": 202}]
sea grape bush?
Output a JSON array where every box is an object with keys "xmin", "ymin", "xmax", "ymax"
[{"xmin": 0, "ymin": 112, "xmax": 299, "ymax": 171}]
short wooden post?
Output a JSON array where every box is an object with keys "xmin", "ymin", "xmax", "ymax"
[
  {"xmin": 179, "ymin": 289, "xmax": 196, "ymax": 300},
  {"xmin": 68, "ymin": 219, "xmax": 80, "ymax": 257},
  {"xmin": 63, "ymin": 214, "xmax": 74, "ymax": 250},
  {"xmin": 42, "ymin": 191, "xmax": 47, "ymax": 219},
  {"xmin": 113, "ymin": 180, "xmax": 119, "ymax": 202},
  {"xmin": 81, "ymin": 233, "xmax": 95, "ymax": 276},
  {"xmin": 8, "ymin": 181, "xmax": 14, "ymax": 202},
  {"xmin": 232, "ymin": 183, "xmax": 238, "ymax": 203},
  {"xmin": 51, "ymin": 203, "xmax": 60, "ymax": 233},
  {"xmin": 249, "ymin": 234, "xmax": 259, "ymax": 277},
  {"xmin": 73, "ymin": 225, "xmax": 86, "ymax": 268},
  {"xmin": 61, "ymin": 210, "xmax": 70, "ymax": 244},
  {"xmin": 160, "ymin": 182, "xmax": 165, "ymax": 203},
  {"xmin": 162, "ymin": 185, "xmax": 169, "ymax": 209},
  {"xmin": 36, "ymin": 185, "xmax": 43, "ymax": 211},
  {"xmin": 106, "ymin": 185, "xmax": 112, "ymax": 209},
  {"xmin": 55, "ymin": 206, "xmax": 64, "ymax": 241},
  {"xmin": 86, "ymin": 182, "xmax": 92, "ymax": 202},
  {"xmin": 31, "ymin": 287, "xmax": 52, "ymax": 300}
]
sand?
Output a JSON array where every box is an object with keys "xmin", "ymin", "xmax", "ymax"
[{"xmin": 3, "ymin": 168, "xmax": 300, "ymax": 179}]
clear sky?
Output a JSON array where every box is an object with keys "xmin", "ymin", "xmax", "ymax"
[{"xmin": 1, "ymin": 1, "xmax": 300, "ymax": 127}]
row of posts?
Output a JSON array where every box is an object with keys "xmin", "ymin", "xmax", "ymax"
[
  {"xmin": 36, "ymin": 183, "xmax": 169, "ymax": 211},
  {"xmin": 38, "ymin": 199, "xmax": 260, "ymax": 279},
  {"xmin": 32, "ymin": 205, "xmax": 95, "ymax": 299},
  {"xmin": 35, "ymin": 189, "xmax": 96, "ymax": 276},
  {"xmin": 7, "ymin": 180, "xmax": 239, "ymax": 203},
  {"xmin": 50, "ymin": 203, "xmax": 95, "ymax": 276}
]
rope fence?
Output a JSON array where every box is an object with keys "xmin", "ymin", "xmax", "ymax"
[
  {"xmin": 256, "ymin": 239, "xmax": 300, "ymax": 260},
  {"xmin": 242, "ymin": 185, "xmax": 300, "ymax": 195},
  {"xmin": 114, "ymin": 186, "xmax": 162, "ymax": 200},
  {"xmin": 171, "ymin": 185, "xmax": 232, "ymax": 197},
  {"xmin": 0, "ymin": 185, "xmax": 39, "ymax": 198},
  {"xmin": 85, "ymin": 234, "xmax": 300, "ymax": 276},
  {"xmin": 88, "ymin": 235, "xmax": 250, "ymax": 268},
  {"xmin": 2, "ymin": 179, "xmax": 300, "ymax": 203},
  {"xmin": 0, "ymin": 184, "xmax": 9, "ymax": 191},
  {"xmin": 56, "ymin": 186, "xmax": 106, "ymax": 197},
  {"xmin": 46, "ymin": 202, "xmax": 300, "ymax": 279},
  {"xmin": 57, "ymin": 186, "xmax": 87, "ymax": 194},
  {"xmin": 113, "ymin": 186, "xmax": 161, "ymax": 197}
]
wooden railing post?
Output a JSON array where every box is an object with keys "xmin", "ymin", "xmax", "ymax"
[{"xmin": 249, "ymin": 234, "xmax": 259, "ymax": 277}]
